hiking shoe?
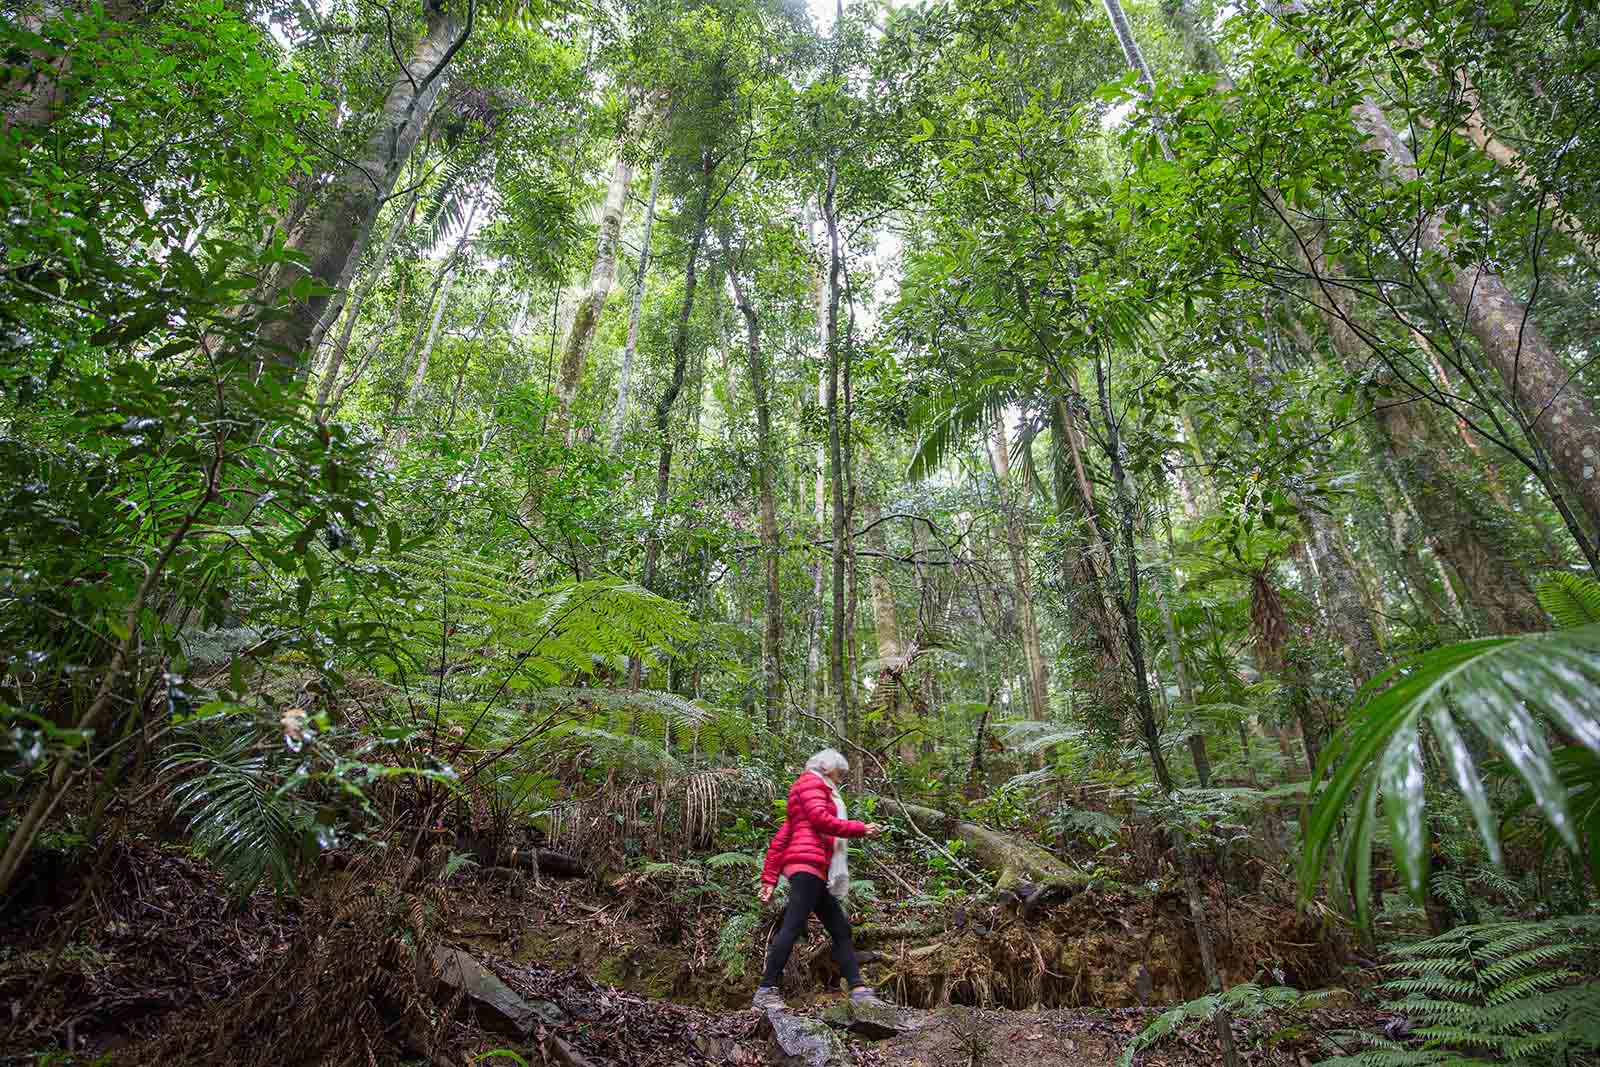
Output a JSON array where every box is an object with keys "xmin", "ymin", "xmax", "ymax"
[
  {"xmin": 849, "ymin": 987, "xmax": 892, "ymax": 1008},
  {"xmin": 751, "ymin": 986, "xmax": 784, "ymax": 1011}
]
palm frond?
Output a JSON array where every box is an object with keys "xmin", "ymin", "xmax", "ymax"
[
  {"xmin": 906, "ymin": 377, "xmax": 1021, "ymax": 482},
  {"xmin": 1301, "ymin": 623, "xmax": 1600, "ymax": 927},
  {"xmin": 161, "ymin": 720, "xmax": 314, "ymax": 895}
]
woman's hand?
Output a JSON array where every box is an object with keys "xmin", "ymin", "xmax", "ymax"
[
  {"xmin": 760, "ymin": 884, "xmax": 774, "ymax": 904},
  {"xmin": 864, "ymin": 823, "xmax": 884, "ymax": 837}
]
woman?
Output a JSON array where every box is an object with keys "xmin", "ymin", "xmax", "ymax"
[{"xmin": 751, "ymin": 748, "xmax": 889, "ymax": 1010}]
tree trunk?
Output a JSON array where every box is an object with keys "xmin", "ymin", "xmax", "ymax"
[
  {"xmin": 632, "ymin": 151, "xmax": 714, "ymax": 688},
  {"xmin": 1302, "ymin": 509, "xmax": 1383, "ymax": 688},
  {"xmin": 1443, "ymin": 69, "xmax": 1599, "ymax": 262},
  {"xmin": 609, "ymin": 157, "xmax": 661, "ymax": 453},
  {"xmin": 1351, "ymin": 100, "xmax": 1600, "ymax": 552},
  {"xmin": 1157, "ymin": 514, "xmax": 1209, "ymax": 787},
  {"xmin": 388, "ymin": 213, "xmax": 474, "ymax": 446},
  {"xmin": 555, "ymin": 152, "xmax": 633, "ymax": 439},
  {"xmin": 314, "ymin": 178, "xmax": 423, "ymax": 413},
  {"xmin": 890, "ymin": 801, "xmax": 1089, "ymax": 895},
  {"xmin": 1089, "ymin": 341, "xmax": 1238, "ymax": 1067},
  {"xmin": 326, "ymin": 274, "xmax": 406, "ymax": 418},
  {"xmin": 821, "ymin": 166, "xmax": 849, "ymax": 742},
  {"xmin": 256, "ymin": 5, "xmax": 465, "ymax": 374},
  {"xmin": 987, "ymin": 418, "xmax": 1049, "ymax": 721},
  {"xmin": 1305, "ymin": 237, "xmax": 1547, "ymax": 633},
  {"xmin": 389, "ymin": 259, "xmax": 458, "ymax": 448},
  {"xmin": 725, "ymin": 254, "xmax": 782, "ymax": 729}
]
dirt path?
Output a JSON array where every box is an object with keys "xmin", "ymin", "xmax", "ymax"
[{"xmin": 858, "ymin": 1006, "xmax": 1127, "ymax": 1066}]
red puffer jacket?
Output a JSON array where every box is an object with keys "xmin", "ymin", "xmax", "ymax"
[{"xmin": 760, "ymin": 771, "xmax": 868, "ymax": 886}]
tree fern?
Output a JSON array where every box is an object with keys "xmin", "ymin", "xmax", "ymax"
[{"xmin": 1318, "ymin": 920, "xmax": 1600, "ymax": 1067}]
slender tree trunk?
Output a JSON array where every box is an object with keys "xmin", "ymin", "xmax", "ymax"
[
  {"xmin": 1158, "ymin": 511, "xmax": 1209, "ymax": 787},
  {"xmin": 609, "ymin": 157, "xmax": 661, "ymax": 453},
  {"xmin": 725, "ymin": 254, "xmax": 782, "ymax": 729},
  {"xmin": 445, "ymin": 302, "xmax": 491, "ymax": 432},
  {"xmin": 326, "ymin": 274, "xmax": 406, "ymax": 418},
  {"xmin": 986, "ymin": 419, "xmax": 1050, "ymax": 721},
  {"xmin": 1089, "ymin": 347, "xmax": 1238, "ymax": 1067},
  {"xmin": 1438, "ymin": 68, "xmax": 1600, "ymax": 262},
  {"xmin": 631, "ymin": 150, "xmax": 714, "ymax": 689},
  {"xmin": 256, "ymin": 5, "xmax": 466, "ymax": 373},
  {"xmin": 821, "ymin": 166, "xmax": 849, "ymax": 740},
  {"xmin": 314, "ymin": 178, "xmax": 423, "ymax": 413},
  {"xmin": 555, "ymin": 152, "xmax": 633, "ymax": 438},
  {"xmin": 1302, "ymin": 509, "xmax": 1383, "ymax": 687},
  {"xmin": 1350, "ymin": 100, "xmax": 1600, "ymax": 554},
  {"xmin": 389, "ymin": 260, "xmax": 457, "ymax": 448}
]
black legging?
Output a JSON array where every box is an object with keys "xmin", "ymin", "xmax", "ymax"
[{"xmin": 760, "ymin": 871, "xmax": 863, "ymax": 989}]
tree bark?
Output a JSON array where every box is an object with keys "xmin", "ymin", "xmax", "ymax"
[
  {"xmin": 554, "ymin": 151, "xmax": 633, "ymax": 439},
  {"xmin": 724, "ymin": 253, "xmax": 782, "ymax": 730},
  {"xmin": 821, "ymin": 165, "xmax": 849, "ymax": 741},
  {"xmin": 314, "ymin": 177, "xmax": 423, "ymax": 413},
  {"xmin": 632, "ymin": 151, "xmax": 714, "ymax": 689},
  {"xmin": 608, "ymin": 157, "xmax": 661, "ymax": 453},
  {"xmin": 255, "ymin": 3, "xmax": 466, "ymax": 374},
  {"xmin": 1351, "ymin": 100, "xmax": 1600, "ymax": 550},
  {"xmin": 987, "ymin": 419, "xmax": 1049, "ymax": 721}
]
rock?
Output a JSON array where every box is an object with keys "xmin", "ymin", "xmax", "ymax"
[
  {"xmin": 821, "ymin": 999, "xmax": 927, "ymax": 1040},
  {"xmin": 421, "ymin": 944, "xmax": 565, "ymax": 1037},
  {"xmin": 765, "ymin": 1006, "xmax": 849, "ymax": 1067}
]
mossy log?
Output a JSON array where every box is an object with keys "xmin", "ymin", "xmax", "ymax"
[{"xmin": 886, "ymin": 800, "xmax": 1090, "ymax": 896}]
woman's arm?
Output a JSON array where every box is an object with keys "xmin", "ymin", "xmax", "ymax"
[
  {"xmin": 796, "ymin": 783, "xmax": 868, "ymax": 838},
  {"xmin": 760, "ymin": 817, "xmax": 794, "ymax": 886}
]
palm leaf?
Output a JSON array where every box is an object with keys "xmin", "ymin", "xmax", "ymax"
[
  {"xmin": 1301, "ymin": 623, "xmax": 1600, "ymax": 927},
  {"xmin": 906, "ymin": 376, "xmax": 1021, "ymax": 482}
]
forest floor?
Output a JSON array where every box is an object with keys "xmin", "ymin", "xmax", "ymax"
[{"xmin": 0, "ymin": 834, "xmax": 1390, "ymax": 1066}]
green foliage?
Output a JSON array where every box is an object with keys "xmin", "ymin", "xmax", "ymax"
[
  {"xmin": 1319, "ymin": 921, "xmax": 1600, "ymax": 1067},
  {"xmin": 1537, "ymin": 573, "xmax": 1600, "ymax": 630},
  {"xmin": 716, "ymin": 911, "xmax": 761, "ymax": 979},
  {"xmin": 161, "ymin": 718, "xmax": 321, "ymax": 895},
  {"xmin": 1122, "ymin": 983, "xmax": 1326, "ymax": 1065},
  {"xmin": 1302, "ymin": 623, "xmax": 1600, "ymax": 927}
]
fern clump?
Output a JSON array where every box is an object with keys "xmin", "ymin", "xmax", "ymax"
[
  {"xmin": 1121, "ymin": 983, "xmax": 1326, "ymax": 1065},
  {"xmin": 1320, "ymin": 919, "xmax": 1600, "ymax": 1067}
]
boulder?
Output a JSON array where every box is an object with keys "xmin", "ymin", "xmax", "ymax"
[
  {"xmin": 421, "ymin": 945, "xmax": 564, "ymax": 1037},
  {"xmin": 764, "ymin": 1006, "xmax": 849, "ymax": 1067},
  {"xmin": 822, "ymin": 999, "xmax": 927, "ymax": 1040}
]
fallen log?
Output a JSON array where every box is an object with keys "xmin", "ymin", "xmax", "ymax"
[
  {"xmin": 884, "ymin": 800, "xmax": 1089, "ymax": 895},
  {"xmin": 474, "ymin": 847, "xmax": 589, "ymax": 879}
]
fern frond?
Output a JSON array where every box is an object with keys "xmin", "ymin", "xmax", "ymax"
[{"xmin": 1536, "ymin": 572, "xmax": 1600, "ymax": 629}]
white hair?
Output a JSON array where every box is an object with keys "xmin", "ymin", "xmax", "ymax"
[{"xmin": 804, "ymin": 748, "xmax": 849, "ymax": 776}]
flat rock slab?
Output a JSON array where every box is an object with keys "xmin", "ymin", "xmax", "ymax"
[
  {"xmin": 423, "ymin": 944, "xmax": 565, "ymax": 1037},
  {"xmin": 821, "ymin": 999, "xmax": 929, "ymax": 1040},
  {"xmin": 764, "ymin": 1006, "xmax": 849, "ymax": 1067}
]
